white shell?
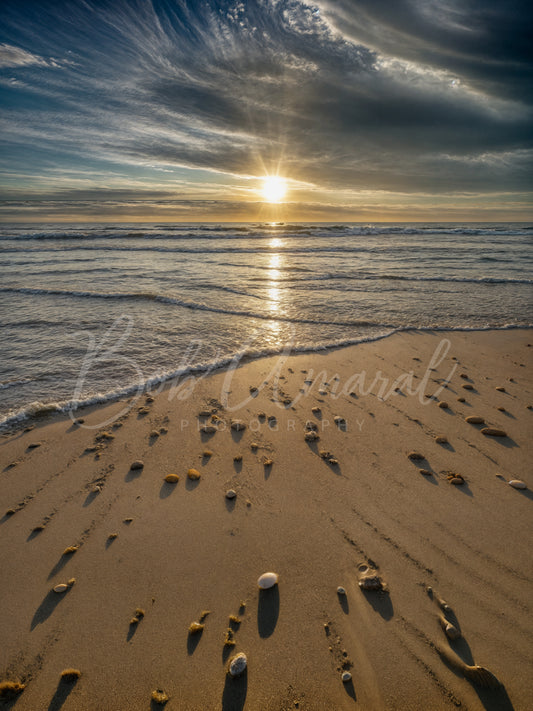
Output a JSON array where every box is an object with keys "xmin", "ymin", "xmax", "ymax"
[
  {"xmin": 342, "ymin": 671, "xmax": 352, "ymax": 683},
  {"xmin": 53, "ymin": 584, "xmax": 68, "ymax": 593},
  {"xmin": 509, "ymin": 480, "xmax": 527, "ymax": 489},
  {"xmin": 257, "ymin": 572, "xmax": 278, "ymax": 589},
  {"xmin": 229, "ymin": 652, "xmax": 247, "ymax": 677},
  {"xmin": 226, "ymin": 489, "xmax": 237, "ymax": 499},
  {"xmin": 337, "ymin": 586, "xmax": 346, "ymax": 595}
]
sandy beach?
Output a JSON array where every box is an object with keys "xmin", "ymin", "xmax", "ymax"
[{"xmin": 0, "ymin": 328, "xmax": 532, "ymax": 711}]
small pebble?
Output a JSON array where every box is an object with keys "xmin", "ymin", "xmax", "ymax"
[
  {"xmin": 226, "ymin": 489, "xmax": 237, "ymax": 499},
  {"xmin": 509, "ymin": 480, "xmax": 527, "ymax": 489},
  {"xmin": 231, "ymin": 420, "xmax": 246, "ymax": 431},
  {"xmin": 304, "ymin": 431, "xmax": 319, "ymax": 441},
  {"xmin": 342, "ymin": 671, "xmax": 352, "ymax": 683},
  {"xmin": 408, "ymin": 451, "xmax": 425, "ymax": 460},
  {"xmin": 130, "ymin": 460, "xmax": 144, "ymax": 470},
  {"xmin": 495, "ymin": 386, "xmax": 506, "ymax": 392},
  {"xmin": 187, "ymin": 468, "xmax": 201, "ymax": 480},
  {"xmin": 457, "ymin": 397, "xmax": 466, "ymax": 402},
  {"xmin": 228, "ymin": 652, "xmax": 247, "ymax": 677},
  {"xmin": 419, "ymin": 469, "xmax": 432, "ymax": 476},
  {"xmin": 164, "ymin": 474, "xmax": 179, "ymax": 483},
  {"xmin": 257, "ymin": 572, "xmax": 278, "ymax": 589},
  {"xmin": 435, "ymin": 436, "xmax": 448, "ymax": 444},
  {"xmin": 53, "ymin": 584, "xmax": 68, "ymax": 593},
  {"xmin": 438, "ymin": 402, "xmax": 449, "ymax": 409},
  {"xmin": 465, "ymin": 416, "xmax": 485, "ymax": 424},
  {"xmin": 481, "ymin": 427, "xmax": 507, "ymax": 437},
  {"xmin": 462, "ymin": 383, "xmax": 474, "ymax": 390},
  {"xmin": 337, "ymin": 586, "xmax": 346, "ymax": 595},
  {"xmin": 450, "ymin": 477, "xmax": 464, "ymax": 486},
  {"xmin": 200, "ymin": 424, "xmax": 217, "ymax": 434}
]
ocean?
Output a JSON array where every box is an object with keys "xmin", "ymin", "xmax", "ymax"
[{"xmin": 1, "ymin": 222, "xmax": 532, "ymax": 428}]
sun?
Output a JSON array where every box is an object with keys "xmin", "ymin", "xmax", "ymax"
[{"xmin": 262, "ymin": 176, "xmax": 287, "ymax": 203}]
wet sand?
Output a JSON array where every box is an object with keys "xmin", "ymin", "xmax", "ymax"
[{"xmin": 0, "ymin": 329, "xmax": 532, "ymax": 710}]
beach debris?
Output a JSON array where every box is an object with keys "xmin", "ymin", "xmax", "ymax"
[
  {"xmin": 149, "ymin": 430, "xmax": 159, "ymax": 438},
  {"xmin": 233, "ymin": 454, "xmax": 242, "ymax": 462},
  {"xmin": 228, "ymin": 652, "xmax": 247, "ymax": 677},
  {"xmin": 465, "ymin": 416, "xmax": 485, "ymax": 424},
  {"xmin": 447, "ymin": 473, "xmax": 465, "ymax": 486},
  {"xmin": 304, "ymin": 431, "xmax": 320, "ymax": 441},
  {"xmin": 435, "ymin": 436, "xmax": 448, "ymax": 444},
  {"xmin": 337, "ymin": 586, "xmax": 346, "ymax": 595},
  {"xmin": 341, "ymin": 671, "xmax": 352, "ymax": 683},
  {"xmin": 249, "ymin": 386, "xmax": 258, "ymax": 395},
  {"xmin": 462, "ymin": 383, "xmax": 474, "ymax": 390},
  {"xmin": 305, "ymin": 420, "xmax": 318, "ymax": 431},
  {"xmin": 130, "ymin": 608, "xmax": 145, "ymax": 625},
  {"xmin": 358, "ymin": 564, "xmax": 384, "ymax": 591},
  {"xmin": 62, "ymin": 545, "xmax": 78, "ymax": 555},
  {"xmin": 0, "ymin": 680, "xmax": 25, "ymax": 699},
  {"xmin": 164, "ymin": 474, "xmax": 179, "ymax": 483},
  {"xmin": 188, "ymin": 621, "xmax": 204, "ymax": 635},
  {"xmin": 203, "ymin": 450, "xmax": 212, "ymax": 458},
  {"xmin": 508, "ymin": 480, "xmax": 527, "ymax": 489},
  {"xmin": 187, "ymin": 468, "xmax": 201, "ymax": 480},
  {"xmin": 407, "ymin": 451, "xmax": 425, "ymax": 460},
  {"xmin": 497, "ymin": 407, "xmax": 506, "ymax": 412},
  {"xmin": 123, "ymin": 518, "xmax": 133, "ymax": 524},
  {"xmin": 312, "ymin": 406, "xmax": 321, "ymax": 414},
  {"xmin": 257, "ymin": 571, "xmax": 278, "ymax": 589},
  {"xmin": 108, "ymin": 533, "xmax": 118, "ymax": 540},
  {"xmin": 53, "ymin": 583, "xmax": 68, "ymax": 594},
  {"xmin": 231, "ymin": 419, "xmax": 246, "ymax": 431},
  {"xmin": 200, "ymin": 424, "xmax": 217, "ymax": 434},
  {"xmin": 60, "ymin": 669, "xmax": 81, "ymax": 682},
  {"xmin": 226, "ymin": 489, "xmax": 237, "ymax": 499},
  {"xmin": 224, "ymin": 628, "xmax": 236, "ymax": 647},
  {"xmin": 199, "ymin": 610, "xmax": 210, "ymax": 622},
  {"xmin": 137, "ymin": 406, "xmax": 150, "ymax": 415},
  {"xmin": 130, "ymin": 460, "xmax": 144, "ymax": 470},
  {"xmin": 463, "ymin": 665, "xmax": 500, "ymax": 689},
  {"xmin": 457, "ymin": 397, "xmax": 466, "ymax": 402},
  {"xmin": 481, "ymin": 427, "xmax": 507, "ymax": 437},
  {"xmin": 459, "ymin": 373, "xmax": 469, "ymax": 379},
  {"xmin": 257, "ymin": 411, "xmax": 266, "ymax": 420},
  {"xmin": 5, "ymin": 509, "xmax": 16, "ymax": 516},
  {"xmin": 198, "ymin": 409, "xmax": 211, "ymax": 418},
  {"xmin": 263, "ymin": 458, "xmax": 273, "ymax": 467},
  {"xmin": 250, "ymin": 442, "xmax": 258, "ymax": 450},
  {"xmin": 419, "ymin": 469, "xmax": 432, "ymax": 476},
  {"xmin": 229, "ymin": 614, "xmax": 241, "ymax": 626},
  {"xmin": 334, "ymin": 415, "xmax": 346, "ymax": 427},
  {"xmin": 495, "ymin": 386, "xmax": 506, "ymax": 392},
  {"xmin": 438, "ymin": 401, "xmax": 449, "ymax": 409},
  {"xmin": 151, "ymin": 689, "xmax": 169, "ymax": 705},
  {"xmin": 159, "ymin": 426, "xmax": 168, "ymax": 434}
]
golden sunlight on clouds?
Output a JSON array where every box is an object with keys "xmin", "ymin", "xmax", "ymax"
[{"xmin": 261, "ymin": 176, "xmax": 288, "ymax": 203}]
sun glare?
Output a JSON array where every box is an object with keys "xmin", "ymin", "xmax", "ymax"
[{"xmin": 262, "ymin": 176, "xmax": 287, "ymax": 203}]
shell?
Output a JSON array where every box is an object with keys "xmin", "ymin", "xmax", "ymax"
[
  {"xmin": 257, "ymin": 572, "xmax": 278, "ymax": 589},
  {"xmin": 337, "ymin": 586, "xmax": 346, "ymax": 595},
  {"xmin": 226, "ymin": 489, "xmax": 237, "ymax": 499},
  {"xmin": 228, "ymin": 652, "xmax": 247, "ymax": 677},
  {"xmin": 130, "ymin": 460, "xmax": 144, "ymax": 470},
  {"xmin": 465, "ymin": 416, "xmax": 485, "ymax": 424},
  {"xmin": 509, "ymin": 480, "xmax": 527, "ymax": 489},
  {"xmin": 231, "ymin": 420, "xmax": 246, "ymax": 431},
  {"xmin": 53, "ymin": 583, "xmax": 68, "ymax": 593},
  {"xmin": 341, "ymin": 671, "xmax": 352, "ymax": 683},
  {"xmin": 187, "ymin": 468, "xmax": 201, "ymax": 480},
  {"xmin": 164, "ymin": 474, "xmax": 179, "ymax": 483},
  {"xmin": 481, "ymin": 427, "xmax": 507, "ymax": 437}
]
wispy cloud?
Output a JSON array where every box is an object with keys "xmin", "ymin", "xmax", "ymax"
[{"xmin": 0, "ymin": 0, "xmax": 531, "ymax": 220}]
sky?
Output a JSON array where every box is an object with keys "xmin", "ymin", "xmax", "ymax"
[{"xmin": 0, "ymin": 0, "xmax": 532, "ymax": 222}]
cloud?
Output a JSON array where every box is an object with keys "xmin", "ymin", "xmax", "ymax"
[
  {"xmin": 0, "ymin": 42, "xmax": 57, "ymax": 69},
  {"xmin": 0, "ymin": 0, "xmax": 531, "ymax": 218}
]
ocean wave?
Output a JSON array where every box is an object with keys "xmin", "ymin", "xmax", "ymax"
[
  {"xmin": 1, "ymin": 322, "xmax": 531, "ymax": 431},
  {"xmin": 0, "ymin": 286, "xmax": 394, "ymax": 328},
  {"xmin": 1, "ymin": 222, "xmax": 531, "ymax": 241}
]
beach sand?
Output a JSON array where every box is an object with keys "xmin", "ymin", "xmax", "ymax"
[{"xmin": 0, "ymin": 329, "xmax": 532, "ymax": 710}]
